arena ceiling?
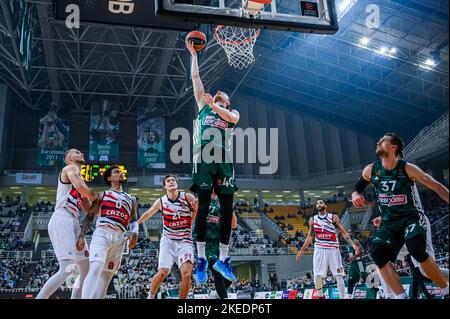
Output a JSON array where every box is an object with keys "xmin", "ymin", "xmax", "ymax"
[{"xmin": 0, "ymin": 0, "xmax": 448, "ymax": 140}]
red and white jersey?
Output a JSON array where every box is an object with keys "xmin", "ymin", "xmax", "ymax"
[
  {"xmin": 160, "ymin": 192, "xmax": 193, "ymax": 242},
  {"xmin": 313, "ymin": 213, "xmax": 339, "ymax": 249},
  {"xmin": 55, "ymin": 172, "xmax": 82, "ymax": 218},
  {"xmin": 96, "ymin": 189, "xmax": 135, "ymax": 232}
]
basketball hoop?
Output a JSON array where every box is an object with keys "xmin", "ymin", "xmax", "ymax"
[{"xmin": 214, "ymin": 25, "xmax": 260, "ymax": 69}]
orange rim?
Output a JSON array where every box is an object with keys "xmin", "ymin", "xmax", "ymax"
[{"xmin": 214, "ymin": 25, "xmax": 260, "ymax": 45}]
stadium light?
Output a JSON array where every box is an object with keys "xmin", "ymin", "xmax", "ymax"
[
  {"xmin": 425, "ymin": 58, "xmax": 435, "ymax": 66},
  {"xmin": 389, "ymin": 47, "xmax": 396, "ymax": 54},
  {"xmin": 359, "ymin": 37, "xmax": 370, "ymax": 46},
  {"xmin": 378, "ymin": 47, "xmax": 387, "ymax": 54}
]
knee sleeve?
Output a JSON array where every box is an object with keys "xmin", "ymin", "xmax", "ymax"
[
  {"xmin": 348, "ymin": 278, "xmax": 355, "ymax": 294},
  {"xmin": 218, "ymin": 193, "xmax": 234, "ymax": 245},
  {"xmin": 405, "ymin": 236, "xmax": 428, "ymax": 263},
  {"xmin": 370, "ymin": 244, "xmax": 392, "ymax": 268}
]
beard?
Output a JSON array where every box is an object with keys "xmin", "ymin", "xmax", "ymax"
[
  {"xmin": 74, "ymin": 158, "xmax": 84, "ymax": 164},
  {"xmin": 376, "ymin": 149, "xmax": 387, "ymax": 157},
  {"xmin": 317, "ymin": 206, "xmax": 325, "ymax": 211}
]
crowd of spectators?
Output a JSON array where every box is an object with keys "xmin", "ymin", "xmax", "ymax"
[
  {"xmin": 25, "ymin": 259, "xmax": 66, "ymax": 290},
  {"xmin": 32, "ymin": 200, "xmax": 54, "ymax": 213},
  {"xmin": 0, "ymin": 258, "xmax": 28, "ymax": 289}
]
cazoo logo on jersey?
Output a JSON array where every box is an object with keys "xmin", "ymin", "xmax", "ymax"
[{"xmin": 379, "ymin": 194, "xmax": 407, "ymax": 206}]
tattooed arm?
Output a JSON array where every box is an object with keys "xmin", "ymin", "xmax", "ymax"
[{"xmin": 76, "ymin": 192, "xmax": 102, "ymax": 251}]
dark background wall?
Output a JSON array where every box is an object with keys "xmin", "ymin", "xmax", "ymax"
[{"xmin": 4, "ymin": 93, "xmax": 378, "ymax": 177}]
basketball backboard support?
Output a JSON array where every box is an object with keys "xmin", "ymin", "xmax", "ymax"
[
  {"xmin": 155, "ymin": 0, "xmax": 338, "ymax": 34},
  {"xmin": 54, "ymin": 0, "xmax": 196, "ymax": 32}
]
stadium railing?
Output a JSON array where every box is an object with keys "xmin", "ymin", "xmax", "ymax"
[{"xmin": 0, "ymin": 250, "xmax": 32, "ymax": 261}]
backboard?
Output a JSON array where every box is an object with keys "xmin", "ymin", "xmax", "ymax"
[{"xmin": 155, "ymin": 0, "xmax": 338, "ymax": 34}]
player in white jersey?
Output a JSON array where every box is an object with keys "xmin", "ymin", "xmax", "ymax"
[
  {"xmin": 138, "ymin": 174, "xmax": 198, "ymax": 299},
  {"xmin": 296, "ymin": 199, "xmax": 361, "ymax": 299},
  {"xmin": 36, "ymin": 149, "xmax": 98, "ymax": 299},
  {"xmin": 373, "ymin": 215, "xmax": 449, "ymax": 299},
  {"xmin": 77, "ymin": 165, "xmax": 139, "ymax": 299}
]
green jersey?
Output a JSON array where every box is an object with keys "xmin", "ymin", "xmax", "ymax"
[
  {"xmin": 346, "ymin": 242, "xmax": 361, "ymax": 262},
  {"xmin": 193, "ymin": 199, "xmax": 221, "ymax": 241},
  {"xmin": 371, "ymin": 160, "xmax": 424, "ymax": 222},
  {"xmin": 206, "ymin": 199, "xmax": 221, "ymax": 240},
  {"xmin": 193, "ymin": 105, "xmax": 235, "ymax": 161}
]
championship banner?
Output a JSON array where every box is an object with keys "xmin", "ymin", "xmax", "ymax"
[
  {"xmin": 89, "ymin": 100, "xmax": 120, "ymax": 161},
  {"xmin": 137, "ymin": 108, "xmax": 166, "ymax": 168},
  {"xmin": 36, "ymin": 104, "xmax": 69, "ymax": 167}
]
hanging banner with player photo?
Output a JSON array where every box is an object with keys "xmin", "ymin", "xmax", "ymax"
[
  {"xmin": 89, "ymin": 100, "xmax": 120, "ymax": 161},
  {"xmin": 137, "ymin": 108, "xmax": 165, "ymax": 168},
  {"xmin": 36, "ymin": 103, "xmax": 69, "ymax": 167}
]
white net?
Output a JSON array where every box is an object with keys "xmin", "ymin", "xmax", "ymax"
[{"xmin": 214, "ymin": 25, "xmax": 260, "ymax": 69}]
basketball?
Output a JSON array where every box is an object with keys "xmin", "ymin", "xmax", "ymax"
[{"xmin": 186, "ymin": 30, "xmax": 207, "ymax": 52}]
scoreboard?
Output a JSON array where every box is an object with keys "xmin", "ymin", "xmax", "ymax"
[{"xmin": 80, "ymin": 163, "xmax": 127, "ymax": 184}]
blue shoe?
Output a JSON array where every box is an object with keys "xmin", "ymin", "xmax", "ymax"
[
  {"xmin": 213, "ymin": 257, "xmax": 237, "ymax": 282},
  {"xmin": 194, "ymin": 257, "xmax": 208, "ymax": 284}
]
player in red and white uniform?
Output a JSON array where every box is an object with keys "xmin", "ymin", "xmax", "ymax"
[
  {"xmin": 296, "ymin": 199, "xmax": 361, "ymax": 299},
  {"xmin": 77, "ymin": 165, "xmax": 138, "ymax": 299},
  {"xmin": 138, "ymin": 174, "xmax": 198, "ymax": 299},
  {"xmin": 36, "ymin": 149, "xmax": 98, "ymax": 299}
]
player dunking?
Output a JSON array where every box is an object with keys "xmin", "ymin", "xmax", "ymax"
[
  {"xmin": 193, "ymin": 192, "xmax": 238, "ymax": 298},
  {"xmin": 186, "ymin": 39, "xmax": 240, "ymax": 284},
  {"xmin": 36, "ymin": 149, "xmax": 98, "ymax": 299},
  {"xmin": 296, "ymin": 199, "xmax": 361, "ymax": 299},
  {"xmin": 138, "ymin": 175, "xmax": 198, "ymax": 299},
  {"xmin": 77, "ymin": 165, "xmax": 138, "ymax": 299},
  {"xmin": 352, "ymin": 132, "xmax": 449, "ymax": 299}
]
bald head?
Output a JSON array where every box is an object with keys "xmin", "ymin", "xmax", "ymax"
[{"xmin": 63, "ymin": 149, "xmax": 84, "ymax": 165}]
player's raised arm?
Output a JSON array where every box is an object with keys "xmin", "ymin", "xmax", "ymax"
[
  {"xmin": 209, "ymin": 102, "xmax": 240, "ymax": 124},
  {"xmin": 351, "ymin": 163, "xmax": 373, "ymax": 208},
  {"xmin": 64, "ymin": 164, "xmax": 98, "ymax": 202},
  {"xmin": 138, "ymin": 198, "xmax": 162, "ymax": 224},
  {"xmin": 186, "ymin": 40, "xmax": 205, "ymax": 110},
  {"xmin": 296, "ymin": 217, "xmax": 314, "ymax": 261},
  {"xmin": 405, "ymin": 163, "xmax": 449, "ymax": 204}
]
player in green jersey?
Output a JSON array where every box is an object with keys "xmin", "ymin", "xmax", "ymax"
[
  {"xmin": 345, "ymin": 229, "xmax": 367, "ymax": 298},
  {"xmin": 351, "ymin": 132, "xmax": 449, "ymax": 299},
  {"xmin": 186, "ymin": 40, "xmax": 240, "ymax": 284},
  {"xmin": 193, "ymin": 192, "xmax": 238, "ymax": 298}
]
